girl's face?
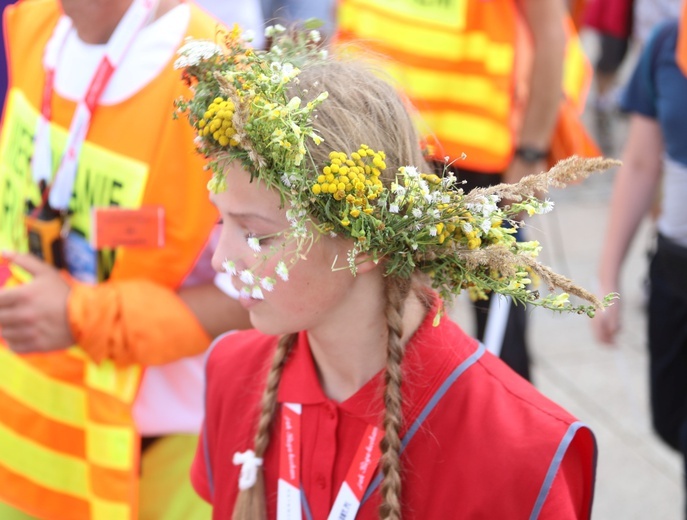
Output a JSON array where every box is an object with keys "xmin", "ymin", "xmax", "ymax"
[{"xmin": 211, "ymin": 164, "xmax": 364, "ymax": 336}]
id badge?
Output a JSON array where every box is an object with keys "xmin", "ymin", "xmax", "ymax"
[{"xmin": 92, "ymin": 206, "xmax": 165, "ymax": 249}]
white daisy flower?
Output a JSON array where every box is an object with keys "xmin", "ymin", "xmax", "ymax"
[
  {"xmin": 222, "ymin": 259, "xmax": 237, "ymax": 275},
  {"xmin": 389, "ymin": 204, "xmax": 400, "ymax": 214},
  {"xmin": 239, "ymin": 270, "xmax": 255, "ymax": 285},
  {"xmin": 404, "ymin": 166, "xmax": 419, "ymax": 178},
  {"xmin": 247, "ymin": 236, "xmax": 261, "ymax": 252},
  {"xmin": 260, "ymin": 277, "xmax": 276, "ymax": 292},
  {"xmin": 251, "ymin": 286, "xmax": 264, "ymax": 300},
  {"xmin": 412, "ymin": 208, "xmax": 423, "ymax": 219},
  {"xmin": 276, "ymin": 261, "xmax": 289, "ymax": 281},
  {"xmin": 282, "ymin": 63, "xmax": 295, "ymax": 76},
  {"xmin": 541, "ymin": 199, "xmax": 555, "ymax": 213}
]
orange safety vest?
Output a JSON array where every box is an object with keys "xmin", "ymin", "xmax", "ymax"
[
  {"xmin": 677, "ymin": 0, "xmax": 687, "ymax": 75},
  {"xmin": 0, "ymin": 1, "xmax": 220, "ymax": 518},
  {"xmin": 334, "ymin": 0, "xmax": 598, "ymax": 172}
]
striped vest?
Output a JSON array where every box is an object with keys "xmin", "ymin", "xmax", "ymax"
[
  {"xmin": 0, "ymin": 1, "xmax": 219, "ymax": 518},
  {"xmin": 335, "ymin": 0, "xmax": 594, "ymax": 172}
]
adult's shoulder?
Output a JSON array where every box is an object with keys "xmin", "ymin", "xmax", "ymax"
[{"xmin": 187, "ymin": 1, "xmax": 228, "ymax": 39}]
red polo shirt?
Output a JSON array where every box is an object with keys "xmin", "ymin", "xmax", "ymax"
[{"xmin": 192, "ymin": 298, "xmax": 596, "ymax": 519}]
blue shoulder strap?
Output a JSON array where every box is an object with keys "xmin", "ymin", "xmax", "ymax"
[{"xmin": 360, "ymin": 342, "xmax": 487, "ymax": 504}]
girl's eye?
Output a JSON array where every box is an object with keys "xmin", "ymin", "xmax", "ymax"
[{"xmin": 245, "ymin": 232, "xmax": 265, "ymax": 251}]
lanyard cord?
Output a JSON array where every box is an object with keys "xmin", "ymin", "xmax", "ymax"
[
  {"xmin": 277, "ymin": 403, "xmax": 382, "ymax": 520},
  {"xmin": 31, "ymin": 0, "xmax": 159, "ymax": 211}
]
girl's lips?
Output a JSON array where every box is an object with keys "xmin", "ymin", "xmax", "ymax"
[{"xmin": 238, "ymin": 295, "xmax": 262, "ymax": 310}]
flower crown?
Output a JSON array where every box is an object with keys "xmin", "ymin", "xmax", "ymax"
[{"xmin": 174, "ymin": 24, "xmax": 617, "ymax": 316}]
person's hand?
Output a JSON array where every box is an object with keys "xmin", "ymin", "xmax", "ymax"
[
  {"xmin": 591, "ymin": 292, "xmax": 621, "ymax": 346},
  {"xmin": 503, "ymin": 156, "xmax": 547, "ymax": 219},
  {"xmin": 0, "ymin": 252, "xmax": 74, "ymax": 353},
  {"xmin": 504, "ymin": 156, "xmax": 546, "ymax": 187}
]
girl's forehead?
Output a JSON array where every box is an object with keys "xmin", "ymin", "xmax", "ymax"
[{"xmin": 211, "ymin": 178, "xmax": 285, "ymax": 218}]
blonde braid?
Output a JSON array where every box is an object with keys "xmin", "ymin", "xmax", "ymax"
[
  {"xmin": 232, "ymin": 333, "xmax": 297, "ymax": 520},
  {"xmin": 379, "ymin": 277, "xmax": 411, "ymax": 520}
]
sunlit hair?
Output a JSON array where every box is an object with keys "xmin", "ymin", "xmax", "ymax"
[{"xmin": 294, "ymin": 59, "xmax": 430, "ymax": 185}]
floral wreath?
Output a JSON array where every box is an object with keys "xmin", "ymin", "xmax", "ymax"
[{"xmin": 174, "ymin": 23, "xmax": 617, "ymax": 317}]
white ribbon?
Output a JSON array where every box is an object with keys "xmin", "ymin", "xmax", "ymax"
[{"xmin": 233, "ymin": 449, "xmax": 264, "ymax": 490}]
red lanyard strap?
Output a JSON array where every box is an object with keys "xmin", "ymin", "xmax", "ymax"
[
  {"xmin": 277, "ymin": 402, "xmax": 382, "ymax": 520},
  {"xmin": 32, "ymin": 0, "xmax": 158, "ymax": 210}
]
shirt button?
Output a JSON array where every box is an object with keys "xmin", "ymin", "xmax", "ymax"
[
  {"xmin": 325, "ymin": 402, "xmax": 336, "ymax": 420},
  {"xmin": 316, "ymin": 473, "xmax": 326, "ymax": 489}
]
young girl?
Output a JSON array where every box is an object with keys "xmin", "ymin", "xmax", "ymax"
[{"xmin": 175, "ymin": 26, "xmax": 614, "ymax": 520}]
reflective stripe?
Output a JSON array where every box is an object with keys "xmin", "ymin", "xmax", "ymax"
[
  {"xmin": 202, "ymin": 330, "xmax": 238, "ymax": 499},
  {"xmin": 347, "ymin": 0, "xmax": 469, "ymax": 31},
  {"xmin": 0, "ymin": 421, "xmax": 89, "ymax": 494},
  {"xmin": 202, "ymin": 427, "xmax": 214, "ymax": 499},
  {"xmin": 0, "ymin": 348, "xmax": 86, "ymax": 428},
  {"xmin": 86, "ymin": 360, "xmax": 140, "ymax": 403},
  {"xmin": 339, "ymin": 2, "xmax": 513, "ymax": 72},
  {"xmin": 421, "ymin": 109, "xmax": 512, "ymax": 157},
  {"xmin": 529, "ymin": 421, "xmax": 588, "ymax": 520},
  {"xmin": 0, "ymin": 422, "xmax": 130, "ymax": 519},
  {"xmin": 86, "ymin": 422, "xmax": 136, "ymax": 471},
  {"xmin": 301, "ymin": 487, "xmax": 314, "ymax": 520},
  {"xmin": 563, "ymin": 33, "xmax": 588, "ymax": 105},
  {"xmin": 362, "ymin": 342, "xmax": 487, "ymax": 504},
  {"xmin": 0, "ymin": 388, "xmax": 85, "ymax": 458},
  {"xmin": 0, "ymin": 347, "xmax": 135, "ymax": 470},
  {"xmin": 383, "ymin": 61, "xmax": 510, "ymax": 118},
  {"xmin": 91, "ymin": 499, "xmax": 130, "ymax": 520}
]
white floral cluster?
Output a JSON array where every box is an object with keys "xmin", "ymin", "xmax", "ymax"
[
  {"xmin": 176, "ymin": 24, "xmax": 613, "ymax": 316},
  {"xmin": 174, "ymin": 39, "xmax": 222, "ymax": 69},
  {"xmin": 222, "ymin": 258, "xmax": 289, "ymax": 301}
]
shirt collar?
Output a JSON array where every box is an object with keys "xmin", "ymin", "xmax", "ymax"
[
  {"xmin": 277, "ymin": 331, "xmax": 329, "ymax": 405},
  {"xmin": 276, "ymin": 293, "xmax": 478, "ymax": 428}
]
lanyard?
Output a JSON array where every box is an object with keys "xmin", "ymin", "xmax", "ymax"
[
  {"xmin": 278, "ymin": 402, "xmax": 383, "ymax": 520},
  {"xmin": 32, "ymin": 0, "xmax": 158, "ymax": 211}
]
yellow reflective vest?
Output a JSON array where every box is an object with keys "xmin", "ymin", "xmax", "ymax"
[
  {"xmin": 335, "ymin": 0, "xmax": 596, "ymax": 172},
  {"xmin": 0, "ymin": 1, "xmax": 219, "ymax": 518}
]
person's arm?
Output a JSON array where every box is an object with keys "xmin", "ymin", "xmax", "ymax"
[
  {"xmin": 592, "ymin": 114, "xmax": 663, "ymax": 345},
  {"xmin": 0, "ymin": 252, "xmax": 252, "ymax": 365},
  {"xmin": 506, "ymin": 0, "xmax": 568, "ymax": 184}
]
